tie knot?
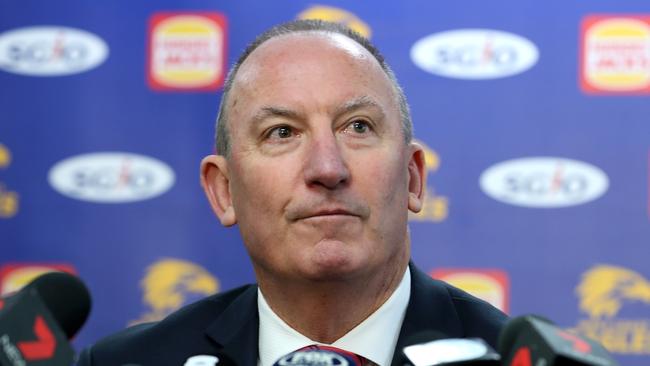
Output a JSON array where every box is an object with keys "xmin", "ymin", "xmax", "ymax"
[{"xmin": 272, "ymin": 344, "xmax": 369, "ymax": 366}]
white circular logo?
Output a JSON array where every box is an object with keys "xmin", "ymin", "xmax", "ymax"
[
  {"xmin": 479, "ymin": 157, "xmax": 609, "ymax": 208},
  {"xmin": 48, "ymin": 152, "xmax": 175, "ymax": 203},
  {"xmin": 411, "ymin": 29, "xmax": 539, "ymax": 79},
  {"xmin": 0, "ymin": 26, "xmax": 109, "ymax": 76}
]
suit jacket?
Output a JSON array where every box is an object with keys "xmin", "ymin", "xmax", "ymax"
[{"xmin": 77, "ymin": 264, "xmax": 507, "ymax": 366}]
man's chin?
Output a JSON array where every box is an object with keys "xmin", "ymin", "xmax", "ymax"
[{"xmin": 299, "ymin": 240, "xmax": 367, "ymax": 281}]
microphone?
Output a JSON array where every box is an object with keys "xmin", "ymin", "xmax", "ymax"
[
  {"xmin": 400, "ymin": 331, "xmax": 500, "ymax": 366},
  {"xmin": 272, "ymin": 346, "xmax": 365, "ymax": 366},
  {"xmin": 0, "ymin": 272, "xmax": 91, "ymax": 366},
  {"xmin": 498, "ymin": 315, "xmax": 618, "ymax": 366}
]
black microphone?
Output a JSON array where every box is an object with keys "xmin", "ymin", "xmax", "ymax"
[
  {"xmin": 0, "ymin": 272, "xmax": 91, "ymax": 366},
  {"xmin": 400, "ymin": 331, "xmax": 500, "ymax": 365},
  {"xmin": 498, "ymin": 315, "xmax": 618, "ymax": 366}
]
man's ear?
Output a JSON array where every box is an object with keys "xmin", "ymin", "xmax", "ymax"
[
  {"xmin": 200, "ymin": 155, "xmax": 237, "ymax": 226},
  {"xmin": 407, "ymin": 142, "xmax": 427, "ymax": 213}
]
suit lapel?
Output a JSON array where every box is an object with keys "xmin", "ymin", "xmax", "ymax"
[
  {"xmin": 391, "ymin": 264, "xmax": 464, "ymax": 365},
  {"xmin": 200, "ymin": 265, "xmax": 462, "ymax": 366},
  {"xmin": 205, "ymin": 285, "xmax": 260, "ymax": 366}
]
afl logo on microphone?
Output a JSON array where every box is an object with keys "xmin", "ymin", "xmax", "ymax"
[
  {"xmin": 0, "ymin": 26, "xmax": 108, "ymax": 76},
  {"xmin": 480, "ymin": 157, "xmax": 609, "ymax": 208},
  {"xmin": 411, "ymin": 29, "xmax": 539, "ymax": 79},
  {"xmin": 275, "ymin": 350, "xmax": 351, "ymax": 366},
  {"xmin": 48, "ymin": 152, "xmax": 175, "ymax": 203}
]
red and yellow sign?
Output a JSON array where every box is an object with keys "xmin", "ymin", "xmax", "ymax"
[
  {"xmin": 148, "ymin": 12, "xmax": 227, "ymax": 91},
  {"xmin": 0, "ymin": 264, "xmax": 76, "ymax": 296},
  {"xmin": 581, "ymin": 15, "xmax": 650, "ymax": 94},
  {"xmin": 431, "ymin": 268, "xmax": 509, "ymax": 313}
]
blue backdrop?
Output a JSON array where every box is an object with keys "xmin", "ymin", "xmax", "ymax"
[{"xmin": 1, "ymin": 1, "xmax": 649, "ymax": 365}]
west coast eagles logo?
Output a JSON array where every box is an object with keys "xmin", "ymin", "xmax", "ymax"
[
  {"xmin": 573, "ymin": 264, "xmax": 650, "ymax": 355},
  {"xmin": 131, "ymin": 258, "xmax": 219, "ymax": 325}
]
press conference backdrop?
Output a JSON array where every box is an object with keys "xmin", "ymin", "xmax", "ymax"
[{"xmin": 1, "ymin": 1, "xmax": 649, "ymax": 364}]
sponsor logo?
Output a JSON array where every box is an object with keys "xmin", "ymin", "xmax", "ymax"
[
  {"xmin": 409, "ymin": 140, "xmax": 448, "ymax": 223},
  {"xmin": 48, "ymin": 152, "xmax": 175, "ymax": 203},
  {"xmin": 0, "ymin": 144, "xmax": 18, "ymax": 218},
  {"xmin": 297, "ymin": 6, "xmax": 371, "ymax": 38},
  {"xmin": 184, "ymin": 355, "xmax": 218, "ymax": 366},
  {"xmin": 480, "ymin": 157, "xmax": 609, "ymax": 208},
  {"xmin": 411, "ymin": 29, "xmax": 539, "ymax": 79},
  {"xmin": 581, "ymin": 15, "xmax": 650, "ymax": 94},
  {"xmin": 0, "ymin": 26, "xmax": 108, "ymax": 76},
  {"xmin": 131, "ymin": 258, "xmax": 219, "ymax": 325},
  {"xmin": 0, "ymin": 264, "xmax": 76, "ymax": 296},
  {"xmin": 571, "ymin": 265, "xmax": 650, "ymax": 354},
  {"xmin": 430, "ymin": 269, "xmax": 509, "ymax": 313},
  {"xmin": 148, "ymin": 12, "xmax": 227, "ymax": 91}
]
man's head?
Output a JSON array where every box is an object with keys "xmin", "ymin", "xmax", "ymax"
[
  {"xmin": 215, "ymin": 19, "xmax": 413, "ymax": 157},
  {"xmin": 201, "ymin": 20, "xmax": 425, "ymax": 284}
]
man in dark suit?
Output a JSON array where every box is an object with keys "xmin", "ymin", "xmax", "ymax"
[{"xmin": 78, "ymin": 20, "xmax": 507, "ymax": 366}]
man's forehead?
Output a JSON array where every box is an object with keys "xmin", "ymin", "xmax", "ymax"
[{"xmin": 236, "ymin": 31, "xmax": 374, "ymax": 80}]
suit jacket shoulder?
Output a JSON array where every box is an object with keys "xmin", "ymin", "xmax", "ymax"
[
  {"xmin": 76, "ymin": 284, "xmax": 259, "ymax": 366},
  {"xmin": 391, "ymin": 264, "xmax": 508, "ymax": 365}
]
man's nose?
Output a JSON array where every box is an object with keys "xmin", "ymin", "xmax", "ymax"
[{"xmin": 303, "ymin": 131, "xmax": 351, "ymax": 190}]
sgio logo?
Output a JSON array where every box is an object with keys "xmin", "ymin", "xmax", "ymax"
[
  {"xmin": 48, "ymin": 152, "xmax": 175, "ymax": 203},
  {"xmin": 411, "ymin": 29, "xmax": 539, "ymax": 79},
  {"xmin": 0, "ymin": 26, "xmax": 108, "ymax": 76},
  {"xmin": 480, "ymin": 157, "xmax": 609, "ymax": 208}
]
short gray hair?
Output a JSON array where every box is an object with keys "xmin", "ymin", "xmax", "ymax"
[{"xmin": 215, "ymin": 19, "xmax": 412, "ymax": 156}]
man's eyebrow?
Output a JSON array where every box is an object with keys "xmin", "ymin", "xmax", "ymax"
[
  {"xmin": 251, "ymin": 106, "xmax": 302, "ymax": 124},
  {"xmin": 334, "ymin": 96, "xmax": 386, "ymax": 119}
]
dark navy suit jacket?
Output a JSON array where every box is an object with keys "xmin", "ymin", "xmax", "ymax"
[{"xmin": 77, "ymin": 264, "xmax": 507, "ymax": 366}]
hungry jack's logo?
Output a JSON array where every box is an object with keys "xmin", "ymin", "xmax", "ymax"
[
  {"xmin": 148, "ymin": 12, "xmax": 227, "ymax": 91},
  {"xmin": 130, "ymin": 258, "xmax": 219, "ymax": 325},
  {"xmin": 581, "ymin": 15, "xmax": 650, "ymax": 94},
  {"xmin": 409, "ymin": 140, "xmax": 448, "ymax": 223},
  {"xmin": 572, "ymin": 264, "xmax": 650, "ymax": 354}
]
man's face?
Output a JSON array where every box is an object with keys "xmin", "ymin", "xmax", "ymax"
[{"xmin": 202, "ymin": 33, "xmax": 424, "ymax": 283}]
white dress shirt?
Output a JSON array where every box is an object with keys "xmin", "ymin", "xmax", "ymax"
[{"xmin": 257, "ymin": 268, "xmax": 411, "ymax": 366}]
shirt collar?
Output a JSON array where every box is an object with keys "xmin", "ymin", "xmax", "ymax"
[{"xmin": 258, "ymin": 268, "xmax": 411, "ymax": 366}]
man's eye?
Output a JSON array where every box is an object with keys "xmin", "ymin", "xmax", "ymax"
[
  {"xmin": 268, "ymin": 126, "xmax": 293, "ymax": 139},
  {"xmin": 347, "ymin": 120, "xmax": 370, "ymax": 134}
]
